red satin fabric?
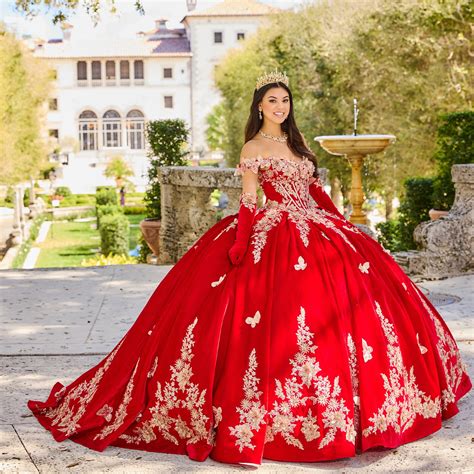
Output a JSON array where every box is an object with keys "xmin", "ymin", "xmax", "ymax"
[{"xmin": 28, "ymin": 155, "xmax": 471, "ymax": 465}]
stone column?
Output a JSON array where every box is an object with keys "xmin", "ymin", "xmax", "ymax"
[{"xmin": 10, "ymin": 186, "xmax": 23, "ymax": 246}]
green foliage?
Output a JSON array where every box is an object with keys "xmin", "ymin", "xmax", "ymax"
[
  {"xmin": 144, "ymin": 119, "xmax": 189, "ymax": 220},
  {"xmin": 432, "ymin": 111, "xmax": 474, "ymax": 210},
  {"xmin": 206, "ymin": 103, "xmax": 227, "ymax": 151},
  {"xmin": 54, "ymin": 186, "xmax": 72, "ymax": 198},
  {"xmin": 123, "ymin": 205, "xmax": 146, "ymax": 215},
  {"xmin": 103, "ymin": 155, "xmax": 134, "ymax": 184},
  {"xmin": 375, "ymin": 219, "xmax": 403, "ymax": 252},
  {"xmin": 15, "ymin": 0, "xmax": 145, "ymax": 24},
  {"xmin": 137, "ymin": 233, "xmax": 151, "ymax": 263},
  {"xmin": 0, "ymin": 26, "xmax": 52, "ymax": 185},
  {"xmin": 95, "ymin": 187, "xmax": 118, "ymax": 207},
  {"xmin": 96, "ymin": 203, "xmax": 122, "ymax": 228},
  {"xmin": 398, "ymin": 177, "xmax": 434, "ymax": 249},
  {"xmin": 214, "ymin": 0, "xmax": 473, "ymax": 208},
  {"xmin": 12, "ymin": 214, "xmax": 46, "ymax": 268},
  {"xmin": 81, "ymin": 253, "xmax": 137, "ymax": 267},
  {"xmin": 99, "ymin": 213, "xmax": 129, "ymax": 256}
]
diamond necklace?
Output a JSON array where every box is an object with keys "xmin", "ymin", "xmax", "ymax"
[{"xmin": 259, "ymin": 130, "xmax": 288, "ymax": 143}]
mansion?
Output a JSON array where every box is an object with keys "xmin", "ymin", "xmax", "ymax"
[{"xmin": 33, "ymin": 0, "xmax": 280, "ymax": 193}]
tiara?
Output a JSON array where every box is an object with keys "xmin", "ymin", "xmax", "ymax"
[{"xmin": 255, "ymin": 69, "xmax": 289, "ymax": 90}]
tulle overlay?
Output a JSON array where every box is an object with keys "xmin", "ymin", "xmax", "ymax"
[{"xmin": 28, "ymin": 155, "xmax": 471, "ymax": 465}]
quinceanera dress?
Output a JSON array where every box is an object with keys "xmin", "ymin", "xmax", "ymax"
[{"xmin": 28, "ymin": 155, "xmax": 471, "ymax": 465}]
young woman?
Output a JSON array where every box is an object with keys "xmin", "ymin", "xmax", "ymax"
[{"xmin": 28, "ymin": 71, "xmax": 471, "ymax": 466}]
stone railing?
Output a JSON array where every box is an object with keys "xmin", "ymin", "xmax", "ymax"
[
  {"xmin": 398, "ymin": 164, "xmax": 473, "ymax": 279},
  {"xmin": 156, "ymin": 166, "xmax": 328, "ymax": 264}
]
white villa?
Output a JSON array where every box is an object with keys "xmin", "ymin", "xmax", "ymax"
[{"xmin": 33, "ymin": 0, "xmax": 280, "ymax": 193}]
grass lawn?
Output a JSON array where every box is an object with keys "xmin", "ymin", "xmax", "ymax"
[{"xmin": 35, "ymin": 214, "xmax": 145, "ymax": 268}]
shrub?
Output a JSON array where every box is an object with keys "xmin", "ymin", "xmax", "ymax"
[
  {"xmin": 432, "ymin": 111, "xmax": 474, "ymax": 210},
  {"xmin": 54, "ymin": 186, "xmax": 72, "ymax": 198},
  {"xmin": 95, "ymin": 187, "xmax": 118, "ymax": 207},
  {"xmin": 123, "ymin": 205, "xmax": 147, "ymax": 215},
  {"xmin": 398, "ymin": 177, "xmax": 434, "ymax": 250},
  {"xmin": 96, "ymin": 203, "xmax": 123, "ymax": 228},
  {"xmin": 81, "ymin": 253, "xmax": 137, "ymax": 266},
  {"xmin": 375, "ymin": 220, "xmax": 403, "ymax": 252},
  {"xmin": 144, "ymin": 119, "xmax": 189, "ymax": 220},
  {"xmin": 99, "ymin": 213, "xmax": 129, "ymax": 256}
]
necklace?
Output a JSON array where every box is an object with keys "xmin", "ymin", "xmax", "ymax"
[{"xmin": 259, "ymin": 130, "xmax": 288, "ymax": 143}]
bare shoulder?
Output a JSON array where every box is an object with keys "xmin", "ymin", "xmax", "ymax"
[{"xmin": 240, "ymin": 139, "xmax": 265, "ymax": 163}]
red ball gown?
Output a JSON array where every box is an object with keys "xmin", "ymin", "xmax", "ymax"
[{"xmin": 28, "ymin": 155, "xmax": 471, "ymax": 465}]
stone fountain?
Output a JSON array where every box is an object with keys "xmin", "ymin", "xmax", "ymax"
[{"xmin": 315, "ymin": 99, "xmax": 396, "ymax": 227}]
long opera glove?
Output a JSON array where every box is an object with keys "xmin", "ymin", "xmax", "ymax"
[
  {"xmin": 308, "ymin": 177, "xmax": 346, "ymax": 220},
  {"xmin": 228, "ymin": 191, "xmax": 257, "ymax": 265}
]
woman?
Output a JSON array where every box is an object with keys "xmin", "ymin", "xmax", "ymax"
[{"xmin": 28, "ymin": 71, "xmax": 471, "ymax": 466}]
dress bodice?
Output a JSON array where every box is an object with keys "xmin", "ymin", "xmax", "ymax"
[{"xmin": 235, "ymin": 155, "xmax": 323, "ymax": 212}]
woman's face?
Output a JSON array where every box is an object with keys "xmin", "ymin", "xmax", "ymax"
[{"xmin": 259, "ymin": 87, "xmax": 290, "ymax": 125}]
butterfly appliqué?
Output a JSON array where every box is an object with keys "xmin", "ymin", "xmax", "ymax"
[
  {"xmin": 245, "ymin": 311, "xmax": 261, "ymax": 328},
  {"xmin": 417, "ymin": 333, "xmax": 428, "ymax": 354},
  {"xmin": 211, "ymin": 274, "xmax": 226, "ymax": 288},
  {"xmin": 362, "ymin": 338, "xmax": 373, "ymax": 362},
  {"xmin": 359, "ymin": 261, "xmax": 370, "ymax": 274},
  {"xmin": 294, "ymin": 256, "xmax": 307, "ymax": 271}
]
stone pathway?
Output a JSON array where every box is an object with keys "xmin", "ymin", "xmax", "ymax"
[{"xmin": 0, "ymin": 265, "xmax": 472, "ymax": 473}]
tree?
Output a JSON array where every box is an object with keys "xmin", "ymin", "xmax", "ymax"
[
  {"xmin": 15, "ymin": 0, "xmax": 144, "ymax": 24},
  {"xmin": 0, "ymin": 25, "xmax": 52, "ymax": 185},
  {"xmin": 213, "ymin": 0, "xmax": 472, "ymax": 216},
  {"xmin": 103, "ymin": 155, "xmax": 134, "ymax": 188}
]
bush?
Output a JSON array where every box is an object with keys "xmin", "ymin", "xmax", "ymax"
[
  {"xmin": 432, "ymin": 111, "xmax": 474, "ymax": 210},
  {"xmin": 54, "ymin": 186, "xmax": 72, "ymax": 198},
  {"xmin": 144, "ymin": 119, "xmax": 189, "ymax": 220},
  {"xmin": 398, "ymin": 177, "xmax": 434, "ymax": 250},
  {"xmin": 123, "ymin": 205, "xmax": 147, "ymax": 215},
  {"xmin": 96, "ymin": 203, "xmax": 123, "ymax": 228},
  {"xmin": 95, "ymin": 187, "xmax": 118, "ymax": 207},
  {"xmin": 375, "ymin": 220, "xmax": 403, "ymax": 252},
  {"xmin": 81, "ymin": 253, "xmax": 137, "ymax": 266},
  {"xmin": 99, "ymin": 213, "xmax": 130, "ymax": 256}
]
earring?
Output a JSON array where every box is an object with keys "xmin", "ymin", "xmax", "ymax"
[{"xmin": 258, "ymin": 109, "xmax": 262, "ymax": 120}]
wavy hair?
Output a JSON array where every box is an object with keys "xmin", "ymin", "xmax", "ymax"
[{"xmin": 244, "ymin": 82, "xmax": 318, "ymax": 176}]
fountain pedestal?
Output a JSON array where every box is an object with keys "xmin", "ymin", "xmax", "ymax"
[{"xmin": 314, "ymin": 134, "xmax": 396, "ymax": 225}]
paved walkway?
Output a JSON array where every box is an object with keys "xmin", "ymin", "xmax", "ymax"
[{"xmin": 0, "ymin": 265, "xmax": 472, "ymax": 473}]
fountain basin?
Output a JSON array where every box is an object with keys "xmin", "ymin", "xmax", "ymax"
[{"xmin": 315, "ymin": 134, "xmax": 396, "ymax": 156}]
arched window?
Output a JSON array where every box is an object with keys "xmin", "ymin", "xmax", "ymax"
[
  {"xmin": 134, "ymin": 60, "xmax": 144, "ymax": 80},
  {"xmin": 78, "ymin": 110, "xmax": 98, "ymax": 151},
  {"xmin": 103, "ymin": 110, "xmax": 122, "ymax": 147},
  {"xmin": 126, "ymin": 110, "xmax": 145, "ymax": 150},
  {"xmin": 77, "ymin": 61, "xmax": 87, "ymax": 80}
]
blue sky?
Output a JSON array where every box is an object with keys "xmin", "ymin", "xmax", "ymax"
[{"xmin": 0, "ymin": 0, "xmax": 305, "ymax": 40}]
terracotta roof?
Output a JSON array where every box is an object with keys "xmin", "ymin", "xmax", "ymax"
[
  {"xmin": 182, "ymin": 0, "xmax": 280, "ymax": 21},
  {"xmin": 35, "ymin": 37, "xmax": 191, "ymax": 58}
]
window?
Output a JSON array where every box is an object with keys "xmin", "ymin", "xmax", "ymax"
[
  {"xmin": 102, "ymin": 110, "xmax": 122, "ymax": 147},
  {"xmin": 134, "ymin": 60, "xmax": 144, "ymax": 80},
  {"xmin": 126, "ymin": 110, "xmax": 145, "ymax": 150},
  {"xmin": 164, "ymin": 96, "xmax": 173, "ymax": 108},
  {"xmin": 77, "ymin": 61, "xmax": 87, "ymax": 80},
  {"xmin": 214, "ymin": 32, "xmax": 223, "ymax": 43},
  {"xmin": 49, "ymin": 98, "xmax": 58, "ymax": 111},
  {"xmin": 106, "ymin": 60, "xmax": 116, "ymax": 80},
  {"xmin": 49, "ymin": 129, "xmax": 59, "ymax": 140},
  {"xmin": 163, "ymin": 67, "xmax": 173, "ymax": 78},
  {"xmin": 78, "ymin": 110, "xmax": 98, "ymax": 151},
  {"xmin": 237, "ymin": 32, "xmax": 245, "ymax": 41},
  {"xmin": 120, "ymin": 60, "xmax": 130, "ymax": 79},
  {"xmin": 91, "ymin": 61, "xmax": 101, "ymax": 80}
]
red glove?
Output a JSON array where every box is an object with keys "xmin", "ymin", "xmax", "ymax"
[
  {"xmin": 228, "ymin": 191, "xmax": 257, "ymax": 265},
  {"xmin": 309, "ymin": 178, "xmax": 345, "ymax": 220}
]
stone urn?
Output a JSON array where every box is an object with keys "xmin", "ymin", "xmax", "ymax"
[
  {"xmin": 139, "ymin": 218, "xmax": 161, "ymax": 257},
  {"xmin": 428, "ymin": 209, "xmax": 449, "ymax": 221}
]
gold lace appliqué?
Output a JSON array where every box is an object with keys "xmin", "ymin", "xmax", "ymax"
[
  {"xmin": 265, "ymin": 306, "xmax": 356, "ymax": 449},
  {"xmin": 362, "ymin": 301, "xmax": 440, "ymax": 437},
  {"xmin": 229, "ymin": 348, "xmax": 267, "ymax": 452}
]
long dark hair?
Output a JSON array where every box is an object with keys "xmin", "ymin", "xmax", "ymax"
[{"xmin": 244, "ymin": 82, "xmax": 318, "ymax": 176}]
